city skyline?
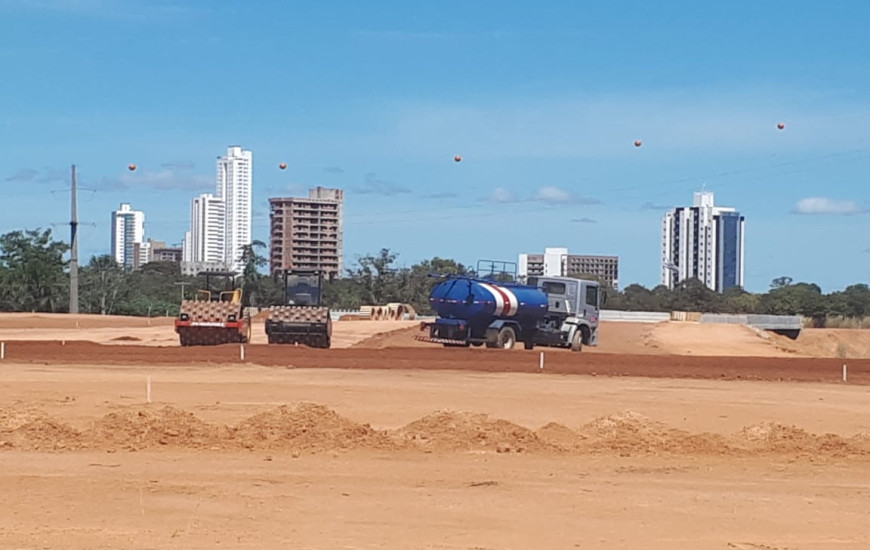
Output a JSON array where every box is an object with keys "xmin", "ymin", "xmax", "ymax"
[{"xmin": 1, "ymin": 2, "xmax": 868, "ymax": 293}]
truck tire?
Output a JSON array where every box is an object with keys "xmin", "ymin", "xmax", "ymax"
[
  {"xmin": 496, "ymin": 326, "xmax": 516, "ymax": 350},
  {"xmin": 570, "ymin": 329, "xmax": 583, "ymax": 352},
  {"xmin": 523, "ymin": 339, "xmax": 535, "ymax": 350}
]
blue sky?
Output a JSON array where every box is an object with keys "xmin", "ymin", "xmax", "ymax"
[{"xmin": 1, "ymin": 0, "xmax": 868, "ymax": 293}]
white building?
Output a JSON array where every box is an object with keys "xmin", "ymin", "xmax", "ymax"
[
  {"xmin": 187, "ymin": 193, "xmax": 225, "ymax": 265},
  {"xmin": 661, "ymin": 191, "xmax": 745, "ymax": 292},
  {"xmin": 111, "ymin": 203, "xmax": 145, "ymax": 269},
  {"xmin": 182, "ymin": 231, "xmax": 193, "ymax": 263},
  {"xmin": 217, "ymin": 145, "xmax": 253, "ymax": 273},
  {"xmin": 518, "ymin": 247, "xmax": 620, "ymax": 289}
]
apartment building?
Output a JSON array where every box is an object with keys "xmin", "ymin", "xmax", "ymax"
[{"xmin": 269, "ymin": 187, "xmax": 344, "ymax": 278}]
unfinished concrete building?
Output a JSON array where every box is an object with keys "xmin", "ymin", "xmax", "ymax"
[{"xmin": 269, "ymin": 187, "xmax": 344, "ymax": 278}]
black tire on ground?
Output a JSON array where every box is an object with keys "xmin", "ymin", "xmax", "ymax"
[
  {"xmin": 496, "ymin": 326, "xmax": 516, "ymax": 350},
  {"xmin": 471, "ymin": 342, "xmax": 484, "ymax": 347},
  {"xmin": 570, "ymin": 329, "xmax": 583, "ymax": 352},
  {"xmin": 523, "ymin": 339, "xmax": 535, "ymax": 350}
]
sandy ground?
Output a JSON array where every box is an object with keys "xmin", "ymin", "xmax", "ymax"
[
  {"xmin": 3, "ymin": 313, "xmax": 870, "ymax": 548},
  {"xmin": 0, "ymin": 313, "xmax": 419, "ymax": 349},
  {"xmin": 1, "ymin": 365, "xmax": 870, "ymax": 549}
]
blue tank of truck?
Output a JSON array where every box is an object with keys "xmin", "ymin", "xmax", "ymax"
[{"xmin": 429, "ymin": 277, "xmax": 549, "ymax": 323}]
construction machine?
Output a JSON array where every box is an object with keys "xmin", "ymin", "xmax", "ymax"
[
  {"xmin": 264, "ymin": 270, "xmax": 332, "ymax": 348},
  {"xmin": 174, "ymin": 271, "xmax": 252, "ymax": 346}
]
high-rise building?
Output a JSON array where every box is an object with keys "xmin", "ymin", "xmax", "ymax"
[
  {"xmin": 182, "ymin": 231, "xmax": 193, "ymax": 263},
  {"xmin": 269, "ymin": 186, "xmax": 344, "ymax": 278},
  {"xmin": 111, "ymin": 203, "xmax": 145, "ymax": 269},
  {"xmin": 217, "ymin": 145, "xmax": 253, "ymax": 273},
  {"xmin": 518, "ymin": 247, "xmax": 620, "ymax": 289},
  {"xmin": 187, "ymin": 192, "xmax": 225, "ymax": 265},
  {"xmin": 661, "ymin": 191, "xmax": 745, "ymax": 292}
]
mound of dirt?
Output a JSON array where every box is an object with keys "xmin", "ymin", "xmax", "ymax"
[
  {"xmin": 395, "ymin": 411, "xmax": 551, "ymax": 453},
  {"xmin": 1, "ymin": 416, "xmax": 84, "ymax": 451},
  {"xmin": 732, "ymin": 422, "xmax": 860, "ymax": 457},
  {"xmin": 535, "ymin": 422, "xmax": 586, "ymax": 450},
  {"xmin": 88, "ymin": 406, "xmax": 224, "ymax": 450},
  {"xmin": 578, "ymin": 411, "xmax": 731, "ymax": 455},
  {"xmin": 233, "ymin": 403, "xmax": 396, "ymax": 453},
  {"xmin": 110, "ymin": 336, "xmax": 141, "ymax": 342}
]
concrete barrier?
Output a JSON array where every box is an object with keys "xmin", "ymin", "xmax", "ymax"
[{"xmin": 600, "ymin": 310, "xmax": 671, "ymax": 323}]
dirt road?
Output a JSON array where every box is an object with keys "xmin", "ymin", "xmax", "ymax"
[{"xmin": 3, "ymin": 340, "xmax": 868, "ymax": 384}]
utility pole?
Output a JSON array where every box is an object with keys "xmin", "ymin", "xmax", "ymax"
[{"xmin": 69, "ymin": 164, "xmax": 79, "ymax": 314}]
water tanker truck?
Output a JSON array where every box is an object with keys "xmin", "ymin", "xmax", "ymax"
[{"xmin": 416, "ymin": 261, "xmax": 600, "ymax": 351}]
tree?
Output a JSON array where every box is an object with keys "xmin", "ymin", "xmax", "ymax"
[
  {"xmin": 238, "ymin": 240, "xmax": 271, "ymax": 307},
  {"xmin": 80, "ymin": 254, "xmax": 128, "ymax": 315},
  {"xmin": 0, "ymin": 228, "xmax": 69, "ymax": 312},
  {"xmin": 670, "ymin": 278, "xmax": 722, "ymax": 313},
  {"xmin": 721, "ymin": 286, "xmax": 760, "ymax": 314},
  {"xmin": 349, "ymin": 248, "xmax": 398, "ymax": 305},
  {"xmin": 770, "ymin": 276, "xmax": 793, "ymax": 289}
]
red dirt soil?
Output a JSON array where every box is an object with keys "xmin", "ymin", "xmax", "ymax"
[{"xmin": 3, "ymin": 340, "xmax": 868, "ymax": 385}]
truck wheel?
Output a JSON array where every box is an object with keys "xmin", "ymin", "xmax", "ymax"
[
  {"xmin": 570, "ymin": 329, "xmax": 583, "ymax": 352},
  {"xmin": 496, "ymin": 327, "xmax": 516, "ymax": 350},
  {"xmin": 523, "ymin": 339, "xmax": 535, "ymax": 350}
]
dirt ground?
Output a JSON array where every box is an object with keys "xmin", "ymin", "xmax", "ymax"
[{"xmin": 2, "ymin": 313, "xmax": 870, "ymax": 548}]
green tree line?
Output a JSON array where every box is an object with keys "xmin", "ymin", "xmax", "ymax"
[{"xmin": 1, "ymin": 228, "xmax": 868, "ymax": 325}]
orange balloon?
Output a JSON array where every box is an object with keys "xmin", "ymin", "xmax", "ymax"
[
  {"xmin": 279, "ymin": 162, "xmax": 287, "ymax": 170},
  {"xmin": 634, "ymin": 140, "xmax": 642, "ymax": 147},
  {"xmin": 777, "ymin": 122, "xmax": 785, "ymax": 130},
  {"xmin": 454, "ymin": 155, "xmax": 462, "ymax": 162},
  {"xmin": 128, "ymin": 163, "xmax": 137, "ymax": 171}
]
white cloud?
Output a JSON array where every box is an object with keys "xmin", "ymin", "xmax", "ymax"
[
  {"xmin": 489, "ymin": 187, "xmax": 516, "ymax": 203},
  {"xmin": 792, "ymin": 197, "xmax": 864, "ymax": 215},
  {"xmin": 534, "ymin": 186, "xmax": 573, "ymax": 203}
]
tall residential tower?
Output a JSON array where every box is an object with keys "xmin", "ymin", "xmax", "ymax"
[
  {"xmin": 661, "ymin": 191, "xmax": 745, "ymax": 292},
  {"xmin": 111, "ymin": 203, "xmax": 145, "ymax": 269},
  {"xmin": 217, "ymin": 145, "xmax": 253, "ymax": 273}
]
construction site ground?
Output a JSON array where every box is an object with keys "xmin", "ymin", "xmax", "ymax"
[{"xmin": 1, "ymin": 313, "xmax": 870, "ymax": 549}]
